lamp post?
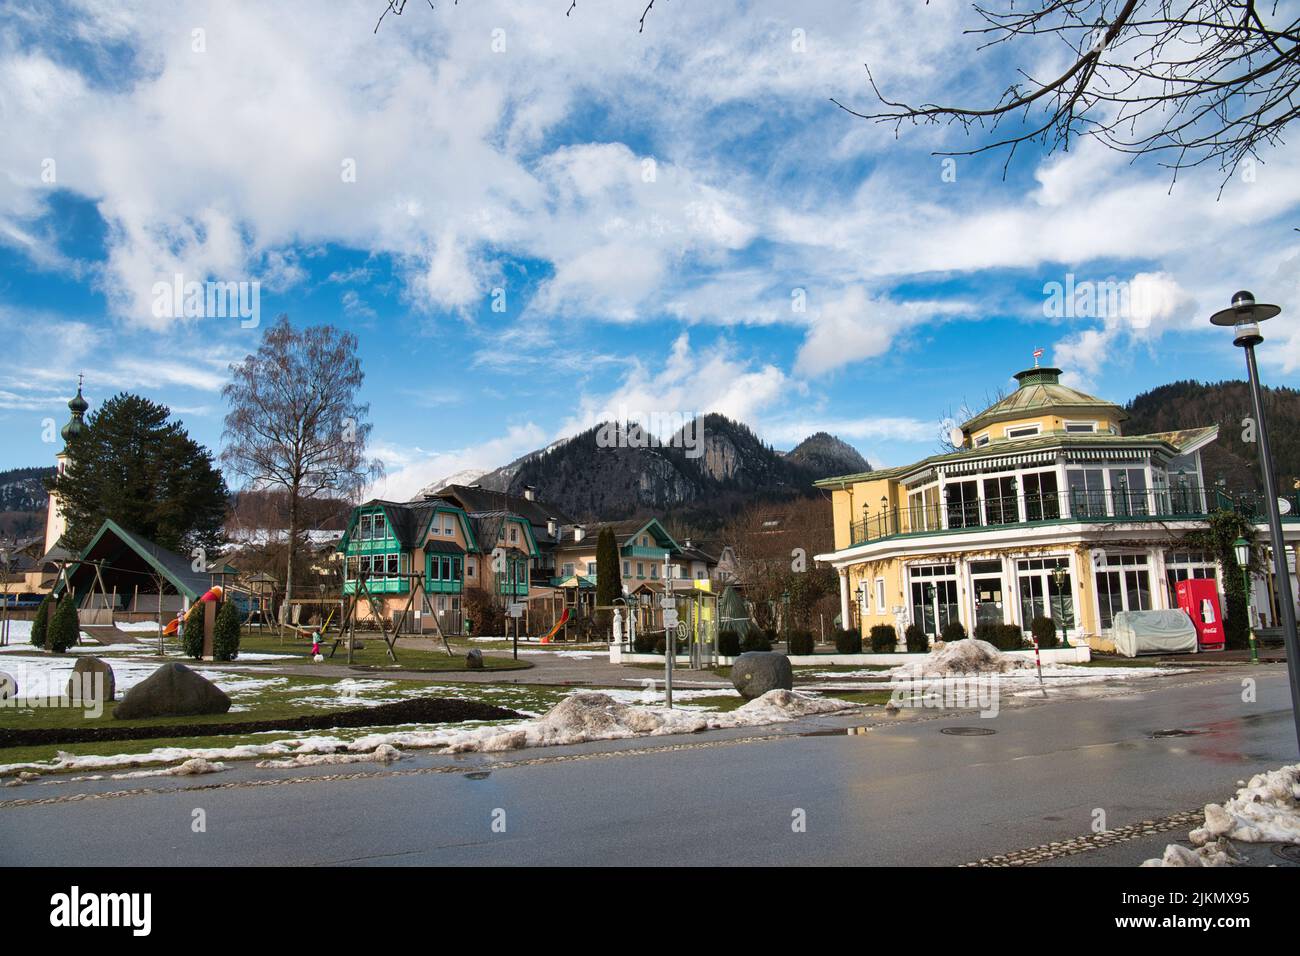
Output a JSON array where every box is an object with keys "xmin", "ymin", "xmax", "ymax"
[
  {"xmin": 1234, "ymin": 536, "xmax": 1258, "ymax": 665},
  {"xmin": 1051, "ymin": 562, "xmax": 1071, "ymax": 649},
  {"xmin": 1211, "ymin": 292, "xmax": 1300, "ymax": 751}
]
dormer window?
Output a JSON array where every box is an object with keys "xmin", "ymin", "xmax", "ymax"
[
  {"xmin": 974, "ymin": 434, "xmax": 990, "ymax": 447},
  {"xmin": 1005, "ymin": 424, "xmax": 1041, "ymax": 439},
  {"xmin": 1064, "ymin": 421, "xmax": 1097, "ymax": 433}
]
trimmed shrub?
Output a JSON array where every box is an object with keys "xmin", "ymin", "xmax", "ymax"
[
  {"xmin": 988, "ymin": 624, "xmax": 1026, "ymax": 651},
  {"xmin": 741, "ymin": 630, "xmax": 773, "ymax": 653},
  {"xmin": 904, "ymin": 623, "xmax": 929, "ymax": 653},
  {"xmin": 633, "ymin": 630, "xmax": 657, "ymax": 654},
  {"xmin": 718, "ymin": 629, "xmax": 741, "ymax": 657},
  {"xmin": 182, "ymin": 602, "xmax": 206, "ymax": 659},
  {"xmin": 1030, "ymin": 616, "xmax": 1059, "ymax": 649},
  {"xmin": 868, "ymin": 624, "xmax": 896, "ymax": 653},
  {"xmin": 940, "ymin": 620, "xmax": 967, "ymax": 643},
  {"xmin": 787, "ymin": 629, "xmax": 815, "ymax": 655},
  {"xmin": 30, "ymin": 593, "xmax": 52, "ymax": 649},
  {"xmin": 653, "ymin": 634, "xmax": 667, "ymax": 655},
  {"xmin": 48, "ymin": 594, "xmax": 80, "ymax": 653},
  {"xmin": 836, "ymin": 627, "xmax": 864, "ymax": 654},
  {"xmin": 213, "ymin": 599, "xmax": 242, "ymax": 661}
]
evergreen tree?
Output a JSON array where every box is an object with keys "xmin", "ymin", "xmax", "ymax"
[
  {"xmin": 47, "ymin": 594, "xmax": 80, "ymax": 653},
  {"xmin": 594, "ymin": 526, "xmax": 621, "ymax": 638},
  {"xmin": 30, "ymin": 593, "xmax": 52, "ymax": 649},
  {"xmin": 212, "ymin": 599, "xmax": 241, "ymax": 662},
  {"xmin": 46, "ymin": 393, "xmax": 229, "ymax": 553},
  {"xmin": 181, "ymin": 602, "xmax": 207, "ymax": 659}
]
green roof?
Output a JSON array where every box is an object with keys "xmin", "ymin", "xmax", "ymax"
[
  {"xmin": 961, "ymin": 367, "xmax": 1127, "ymax": 434},
  {"xmin": 814, "ymin": 426, "xmax": 1219, "ymax": 489}
]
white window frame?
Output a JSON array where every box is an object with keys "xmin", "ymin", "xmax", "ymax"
[
  {"xmin": 1063, "ymin": 420, "xmax": 1097, "ymax": 433},
  {"xmin": 1003, "ymin": 423, "xmax": 1041, "ymax": 439}
]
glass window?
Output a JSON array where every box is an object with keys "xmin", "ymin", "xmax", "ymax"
[
  {"xmin": 623, "ymin": 560, "xmax": 630, "ymax": 576},
  {"xmin": 387, "ymin": 553, "xmax": 399, "ymax": 576},
  {"xmin": 1005, "ymin": 424, "xmax": 1040, "ymax": 439},
  {"xmin": 359, "ymin": 514, "xmax": 372, "ymax": 540},
  {"xmin": 1067, "ymin": 468, "xmax": 1106, "ymax": 517},
  {"xmin": 587, "ymin": 562, "xmax": 596, "ymax": 575},
  {"xmin": 983, "ymin": 475, "xmax": 1018, "ymax": 526},
  {"xmin": 1110, "ymin": 467, "xmax": 1149, "ymax": 516},
  {"xmin": 946, "ymin": 481, "xmax": 980, "ymax": 528},
  {"xmin": 1023, "ymin": 471, "xmax": 1060, "ymax": 521}
]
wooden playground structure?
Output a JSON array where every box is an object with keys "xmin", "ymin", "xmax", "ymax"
[{"xmin": 276, "ymin": 571, "xmax": 455, "ymax": 665}]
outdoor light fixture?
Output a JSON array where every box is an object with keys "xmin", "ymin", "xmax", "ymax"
[
  {"xmin": 1211, "ymin": 291, "xmax": 1300, "ymax": 750},
  {"xmin": 1234, "ymin": 536, "xmax": 1258, "ymax": 665},
  {"xmin": 1051, "ymin": 562, "xmax": 1071, "ymax": 649}
]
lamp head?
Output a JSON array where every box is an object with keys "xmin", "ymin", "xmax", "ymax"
[{"xmin": 1210, "ymin": 290, "xmax": 1280, "ymax": 347}]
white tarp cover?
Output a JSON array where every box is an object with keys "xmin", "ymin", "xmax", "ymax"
[{"xmin": 1112, "ymin": 609, "xmax": 1197, "ymax": 657}]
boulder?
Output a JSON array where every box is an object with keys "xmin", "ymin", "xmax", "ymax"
[
  {"xmin": 730, "ymin": 651, "xmax": 793, "ymax": 700},
  {"xmin": 465, "ymin": 648, "xmax": 484, "ymax": 670},
  {"xmin": 66, "ymin": 656, "xmax": 116, "ymax": 703},
  {"xmin": 113, "ymin": 662, "xmax": 231, "ymax": 720},
  {"xmin": 0, "ymin": 671, "xmax": 15, "ymax": 701}
]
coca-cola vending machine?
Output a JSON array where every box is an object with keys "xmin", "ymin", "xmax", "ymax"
[{"xmin": 1176, "ymin": 578, "xmax": 1225, "ymax": 651}]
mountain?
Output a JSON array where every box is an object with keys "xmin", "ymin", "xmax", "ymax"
[
  {"xmin": 1124, "ymin": 379, "xmax": 1300, "ymax": 492},
  {"xmin": 0, "ymin": 466, "xmax": 54, "ymax": 538},
  {"xmin": 414, "ymin": 467, "xmax": 487, "ymax": 500},
  {"xmin": 430, "ymin": 414, "xmax": 871, "ymax": 526},
  {"xmin": 785, "ymin": 432, "xmax": 871, "ymax": 476}
]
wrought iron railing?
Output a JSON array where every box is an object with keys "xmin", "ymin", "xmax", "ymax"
[{"xmin": 846, "ymin": 486, "xmax": 1273, "ymax": 546}]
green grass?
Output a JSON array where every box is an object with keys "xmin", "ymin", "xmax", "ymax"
[
  {"xmin": 793, "ymin": 664, "xmax": 892, "ymax": 674},
  {"xmin": 234, "ymin": 632, "xmax": 531, "ymax": 671},
  {"xmin": 820, "ymin": 689, "xmax": 894, "ymax": 706}
]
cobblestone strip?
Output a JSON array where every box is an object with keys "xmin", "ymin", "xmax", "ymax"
[{"xmin": 961, "ymin": 809, "xmax": 1204, "ymax": 866}]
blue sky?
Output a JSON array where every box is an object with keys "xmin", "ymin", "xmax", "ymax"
[{"xmin": 2, "ymin": 0, "xmax": 1299, "ymax": 498}]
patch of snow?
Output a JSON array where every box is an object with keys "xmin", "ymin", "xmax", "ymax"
[
  {"xmin": 111, "ymin": 757, "xmax": 227, "ymax": 779},
  {"xmin": 255, "ymin": 744, "xmax": 403, "ymax": 769},
  {"xmin": 890, "ymin": 639, "xmax": 1033, "ymax": 679},
  {"xmin": 1142, "ymin": 764, "xmax": 1300, "ymax": 866}
]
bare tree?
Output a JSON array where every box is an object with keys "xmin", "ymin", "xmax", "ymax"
[
  {"xmin": 222, "ymin": 316, "xmax": 382, "ymax": 606},
  {"xmin": 835, "ymin": 1, "xmax": 1300, "ymax": 187}
]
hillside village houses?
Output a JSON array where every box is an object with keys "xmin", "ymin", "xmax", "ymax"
[
  {"xmin": 815, "ymin": 364, "xmax": 1300, "ymax": 648},
  {"xmin": 337, "ymin": 484, "xmax": 723, "ymax": 636}
]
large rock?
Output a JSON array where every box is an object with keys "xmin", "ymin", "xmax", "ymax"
[
  {"xmin": 113, "ymin": 662, "xmax": 230, "ymax": 720},
  {"xmin": 465, "ymin": 648, "xmax": 484, "ymax": 670},
  {"xmin": 66, "ymin": 656, "xmax": 116, "ymax": 703},
  {"xmin": 730, "ymin": 652, "xmax": 793, "ymax": 700},
  {"xmin": 0, "ymin": 671, "xmax": 15, "ymax": 701}
]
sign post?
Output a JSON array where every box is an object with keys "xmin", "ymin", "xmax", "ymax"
[{"xmin": 662, "ymin": 601, "xmax": 678, "ymax": 708}]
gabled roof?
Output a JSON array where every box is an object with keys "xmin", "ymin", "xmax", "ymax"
[
  {"xmin": 554, "ymin": 517, "xmax": 682, "ymax": 553},
  {"xmin": 432, "ymin": 484, "xmax": 576, "ymax": 531},
  {"xmin": 61, "ymin": 519, "xmax": 236, "ymax": 602},
  {"xmin": 961, "ymin": 367, "xmax": 1127, "ymax": 434},
  {"xmin": 340, "ymin": 498, "xmax": 477, "ymax": 552}
]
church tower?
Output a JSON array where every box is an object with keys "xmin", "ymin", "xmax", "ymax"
[{"xmin": 43, "ymin": 376, "xmax": 88, "ymax": 556}]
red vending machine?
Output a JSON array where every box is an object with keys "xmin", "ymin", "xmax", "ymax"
[{"xmin": 1176, "ymin": 578, "xmax": 1225, "ymax": 651}]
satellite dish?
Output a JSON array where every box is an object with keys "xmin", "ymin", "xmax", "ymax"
[
  {"xmin": 948, "ymin": 426, "xmax": 965, "ymax": 447},
  {"xmin": 1280, "ymin": 497, "xmax": 1293, "ymax": 515}
]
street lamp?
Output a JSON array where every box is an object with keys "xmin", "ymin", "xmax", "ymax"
[
  {"xmin": 1211, "ymin": 291, "xmax": 1300, "ymax": 750},
  {"xmin": 1234, "ymin": 536, "xmax": 1258, "ymax": 665},
  {"xmin": 1051, "ymin": 562, "xmax": 1071, "ymax": 649}
]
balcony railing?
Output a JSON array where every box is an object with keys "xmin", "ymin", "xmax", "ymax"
[{"xmin": 846, "ymin": 486, "xmax": 1267, "ymax": 546}]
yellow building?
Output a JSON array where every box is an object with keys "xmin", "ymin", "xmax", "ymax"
[{"xmin": 814, "ymin": 366, "xmax": 1242, "ymax": 646}]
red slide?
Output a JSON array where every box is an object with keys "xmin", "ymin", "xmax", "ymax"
[{"xmin": 540, "ymin": 607, "xmax": 569, "ymax": 644}]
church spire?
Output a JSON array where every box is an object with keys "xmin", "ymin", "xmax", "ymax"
[{"xmin": 60, "ymin": 374, "xmax": 88, "ymax": 444}]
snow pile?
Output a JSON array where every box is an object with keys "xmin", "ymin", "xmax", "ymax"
[
  {"xmin": 255, "ymin": 743, "xmax": 403, "ymax": 769},
  {"xmin": 1142, "ymin": 764, "xmax": 1300, "ymax": 866},
  {"xmin": 1141, "ymin": 838, "xmax": 1242, "ymax": 868},
  {"xmin": 890, "ymin": 639, "xmax": 1033, "ymax": 679},
  {"xmin": 1191, "ymin": 764, "xmax": 1300, "ymax": 845},
  {"xmin": 111, "ymin": 758, "xmax": 227, "ymax": 780}
]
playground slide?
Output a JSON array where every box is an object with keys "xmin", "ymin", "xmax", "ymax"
[{"xmin": 540, "ymin": 607, "xmax": 569, "ymax": 644}]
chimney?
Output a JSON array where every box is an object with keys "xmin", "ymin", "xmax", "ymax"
[
  {"xmin": 573, "ymin": 525, "xmax": 585, "ymax": 543},
  {"xmin": 547, "ymin": 518, "xmax": 558, "ymax": 537},
  {"xmin": 523, "ymin": 485, "xmax": 535, "ymax": 501}
]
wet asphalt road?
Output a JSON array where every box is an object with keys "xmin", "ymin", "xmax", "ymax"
[{"xmin": 1, "ymin": 666, "xmax": 1295, "ymax": 866}]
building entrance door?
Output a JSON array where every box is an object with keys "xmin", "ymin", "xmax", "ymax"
[{"xmin": 972, "ymin": 576, "xmax": 1004, "ymax": 628}]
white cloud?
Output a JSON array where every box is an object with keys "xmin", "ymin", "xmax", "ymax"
[{"xmin": 367, "ymin": 422, "xmax": 547, "ymax": 502}]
